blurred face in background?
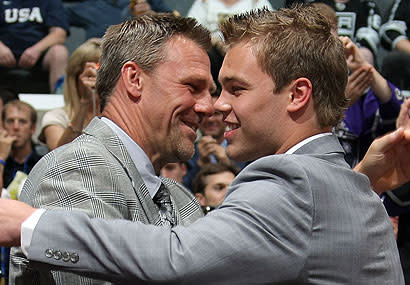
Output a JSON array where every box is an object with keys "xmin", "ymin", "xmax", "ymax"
[
  {"xmin": 3, "ymin": 105, "xmax": 35, "ymax": 149},
  {"xmin": 195, "ymin": 170, "xmax": 235, "ymax": 207},
  {"xmin": 199, "ymin": 97, "xmax": 225, "ymax": 141},
  {"xmin": 160, "ymin": 162, "xmax": 187, "ymax": 184}
]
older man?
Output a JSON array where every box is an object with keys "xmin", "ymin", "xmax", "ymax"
[
  {"xmin": 9, "ymin": 14, "xmax": 214, "ymax": 284},
  {"xmin": 0, "ymin": 6, "xmax": 409, "ymax": 284}
]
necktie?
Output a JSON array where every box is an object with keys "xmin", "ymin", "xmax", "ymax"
[{"xmin": 153, "ymin": 183, "xmax": 175, "ymax": 226}]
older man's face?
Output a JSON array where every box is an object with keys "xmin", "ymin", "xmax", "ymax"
[{"xmin": 139, "ymin": 36, "xmax": 215, "ymax": 163}]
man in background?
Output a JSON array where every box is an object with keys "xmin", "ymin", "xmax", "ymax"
[
  {"xmin": 192, "ymin": 162, "xmax": 238, "ymax": 214},
  {"xmin": 0, "ymin": 100, "xmax": 42, "ymax": 285}
]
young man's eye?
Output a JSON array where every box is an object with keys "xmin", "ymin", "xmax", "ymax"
[{"xmin": 231, "ymin": 86, "xmax": 244, "ymax": 94}]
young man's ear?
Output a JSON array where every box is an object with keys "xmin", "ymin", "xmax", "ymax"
[
  {"xmin": 121, "ymin": 61, "xmax": 144, "ymax": 100},
  {"xmin": 287, "ymin": 77, "xmax": 312, "ymax": 113}
]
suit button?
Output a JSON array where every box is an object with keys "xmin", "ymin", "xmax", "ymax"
[
  {"xmin": 45, "ymin": 249, "xmax": 54, "ymax": 258},
  {"xmin": 70, "ymin": 252, "xmax": 79, "ymax": 263},
  {"xmin": 53, "ymin": 250, "xmax": 62, "ymax": 260},
  {"xmin": 62, "ymin": 251, "xmax": 70, "ymax": 262}
]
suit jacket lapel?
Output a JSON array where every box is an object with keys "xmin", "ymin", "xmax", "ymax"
[{"xmin": 83, "ymin": 117, "xmax": 162, "ymax": 224}]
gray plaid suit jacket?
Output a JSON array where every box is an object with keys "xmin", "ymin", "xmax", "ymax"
[{"xmin": 9, "ymin": 117, "xmax": 203, "ymax": 284}]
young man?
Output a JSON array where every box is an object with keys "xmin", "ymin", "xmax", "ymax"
[{"xmin": 0, "ymin": 7, "xmax": 409, "ymax": 284}]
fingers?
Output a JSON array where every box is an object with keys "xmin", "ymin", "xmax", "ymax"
[
  {"xmin": 373, "ymin": 128, "xmax": 404, "ymax": 153},
  {"xmin": 78, "ymin": 62, "xmax": 99, "ymax": 97},
  {"xmin": 397, "ymin": 98, "xmax": 410, "ymax": 129}
]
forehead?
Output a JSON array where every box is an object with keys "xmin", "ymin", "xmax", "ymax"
[
  {"xmin": 206, "ymin": 171, "xmax": 235, "ymax": 183},
  {"xmin": 161, "ymin": 36, "xmax": 212, "ymax": 81},
  {"xmin": 219, "ymin": 42, "xmax": 268, "ymax": 85},
  {"xmin": 4, "ymin": 105, "xmax": 31, "ymax": 119}
]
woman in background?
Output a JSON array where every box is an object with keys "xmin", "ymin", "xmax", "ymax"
[{"xmin": 39, "ymin": 38, "xmax": 101, "ymax": 150}]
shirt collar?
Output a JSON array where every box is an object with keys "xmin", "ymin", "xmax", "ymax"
[
  {"xmin": 101, "ymin": 117, "xmax": 161, "ymax": 198},
  {"xmin": 285, "ymin": 133, "xmax": 333, "ymax": 154}
]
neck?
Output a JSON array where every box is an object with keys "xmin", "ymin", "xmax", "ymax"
[
  {"xmin": 102, "ymin": 93, "xmax": 161, "ymax": 174},
  {"xmin": 12, "ymin": 143, "xmax": 33, "ymax": 164},
  {"xmin": 276, "ymin": 127, "xmax": 332, "ymax": 154}
]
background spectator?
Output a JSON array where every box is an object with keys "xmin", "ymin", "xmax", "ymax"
[
  {"xmin": 39, "ymin": 38, "xmax": 101, "ymax": 151},
  {"xmin": 0, "ymin": 0, "xmax": 69, "ymax": 92},
  {"xmin": 335, "ymin": 36, "xmax": 402, "ymax": 166},
  {"xmin": 286, "ymin": 0, "xmax": 382, "ymax": 66},
  {"xmin": 192, "ymin": 162, "xmax": 238, "ymax": 214},
  {"xmin": 380, "ymin": 0, "xmax": 410, "ymax": 91},
  {"xmin": 0, "ymin": 100, "xmax": 42, "ymax": 285},
  {"xmin": 160, "ymin": 162, "xmax": 187, "ymax": 184},
  {"xmin": 184, "ymin": 95, "xmax": 248, "ymax": 190}
]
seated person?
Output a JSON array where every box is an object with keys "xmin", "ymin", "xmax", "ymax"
[
  {"xmin": 335, "ymin": 36, "xmax": 402, "ymax": 167},
  {"xmin": 0, "ymin": 0, "xmax": 69, "ymax": 92},
  {"xmin": 39, "ymin": 38, "xmax": 101, "ymax": 151},
  {"xmin": 311, "ymin": 2, "xmax": 402, "ymax": 167},
  {"xmin": 65, "ymin": 0, "xmax": 174, "ymax": 40},
  {"xmin": 0, "ymin": 100, "xmax": 42, "ymax": 283},
  {"xmin": 380, "ymin": 0, "xmax": 410, "ymax": 90},
  {"xmin": 127, "ymin": 0, "xmax": 175, "ymax": 17},
  {"xmin": 192, "ymin": 162, "xmax": 239, "ymax": 214}
]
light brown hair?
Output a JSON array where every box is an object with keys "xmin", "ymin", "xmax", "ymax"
[
  {"xmin": 97, "ymin": 13, "xmax": 211, "ymax": 111},
  {"xmin": 2, "ymin": 99, "xmax": 37, "ymax": 126},
  {"xmin": 220, "ymin": 6, "xmax": 348, "ymax": 128}
]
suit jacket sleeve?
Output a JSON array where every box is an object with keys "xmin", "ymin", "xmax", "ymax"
[{"xmin": 27, "ymin": 156, "xmax": 314, "ymax": 284}]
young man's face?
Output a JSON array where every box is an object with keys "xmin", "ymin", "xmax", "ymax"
[
  {"xmin": 3, "ymin": 105, "xmax": 35, "ymax": 148},
  {"xmin": 215, "ymin": 42, "xmax": 290, "ymax": 162},
  {"xmin": 196, "ymin": 170, "xmax": 235, "ymax": 207}
]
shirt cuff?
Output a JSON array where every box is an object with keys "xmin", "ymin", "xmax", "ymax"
[{"xmin": 21, "ymin": 209, "xmax": 46, "ymax": 256}]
